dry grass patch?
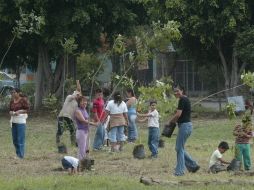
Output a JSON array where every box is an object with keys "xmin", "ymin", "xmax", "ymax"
[{"xmin": 1, "ymin": 113, "xmax": 254, "ymax": 189}]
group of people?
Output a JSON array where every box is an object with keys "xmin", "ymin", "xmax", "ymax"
[
  {"xmin": 8, "ymin": 81, "xmax": 253, "ymax": 176},
  {"xmin": 55, "ymin": 83, "xmax": 200, "ymax": 176},
  {"xmin": 54, "ymin": 81, "xmax": 140, "ymax": 174}
]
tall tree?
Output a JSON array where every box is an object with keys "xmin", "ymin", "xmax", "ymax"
[
  {"xmin": 0, "ymin": 0, "xmax": 148, "ymax": 109},
  {"xmin": 139, "ymin": 0, "xmax": 254, "ymax": 96}
]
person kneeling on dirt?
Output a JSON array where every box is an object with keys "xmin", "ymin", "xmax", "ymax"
[
  {"xmin": 209, "ymin": 141, "xmax": 230, "ymax": 173},
  {"xmin": 61, "ymin": 156, "xmax": 80, "ymax": 175}
]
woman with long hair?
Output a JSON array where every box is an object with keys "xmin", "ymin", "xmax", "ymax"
[
  {"xmin": 9, "ymin": 88, "xmax": 29, "ymax": 159},
  {"xmin": 126, "ymin": 88, "xmax": 138, "ymax": 143},
  {"xmin": 75, "ymin": 96, "xmax": 97, "ymax": 160},
  {"xmin": 104, "ymin": 91, "xmax": 128, "ymax": 152},
  {"xmin": 170, "ymin": 84, "xmax": 199, "ymax": 176}
]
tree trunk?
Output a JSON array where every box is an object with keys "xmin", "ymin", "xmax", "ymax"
[
  {"xmin": 54, "ymin": 57, "xmax": 64, "ymax": 96},
  {"xmin": 217, "ymin": 43, "xmax": 246, "ymax": 97},
  {"xmin": 230, "ymin": 49, "xmax": 239, "ymax": 96},
  {"xmin": 40, "ymin": 46, "xmax": 53, "ymax": 95},
  {"xmin": 34, "ymin": 46, "xmax": 45, "ymax": 110},
  {"xmin": 34, "ymin": 45, "xmax": 68, "ymax": 110},
  {"xmin": 216, "ymin": 41, "xmax": 230, "ymax": 97},
  {"xmin": 15, "ymin": 66, "xmax": 21, "ymax": 89}
]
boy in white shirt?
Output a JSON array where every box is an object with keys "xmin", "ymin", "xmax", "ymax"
[
  {"xmin": 209, "ymin": 141, "xmax": 230, "ymax": 173},
  {"xmin": 138, "ymin": 101, "xmax": 160, "ymax": 158},
  {"xmin": 62, "ymin": 156, "xmax": 79, "ymax": 175}
]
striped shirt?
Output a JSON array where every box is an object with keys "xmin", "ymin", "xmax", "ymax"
[{"xmin": 233, "ymin": 124, "xmax": 252, "ymax": 144}]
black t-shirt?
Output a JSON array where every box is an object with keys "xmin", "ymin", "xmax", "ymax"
[{"xmin": 177, "ymin": 96, "xmax": 191, "ymax": 124}]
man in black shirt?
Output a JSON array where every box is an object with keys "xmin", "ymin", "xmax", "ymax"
[{"xmin": 170, "ymin": 85, "xmax": 200, "ymax": 176}]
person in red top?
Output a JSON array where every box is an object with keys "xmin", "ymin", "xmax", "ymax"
[
  {"xmin": 92, "ymin": 89, "xmax": 106, "ymax": 150},
  {"xmin": 9, "ymin": 88, "xmax": 29, "ymax": 159}
]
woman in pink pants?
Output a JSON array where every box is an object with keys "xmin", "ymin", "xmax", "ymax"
[{"xmin": 75, "ymin": 96, "xmax": 97, "ymax": 160}]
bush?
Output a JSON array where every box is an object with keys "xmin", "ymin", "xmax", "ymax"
[
  {"xmin": 42, "ymin": 94, "xmax": 61, "ymax": 117},
  {"xmin": 21, "ymin": 82, "xmax": 35, "ymax": 109},
  {"xmin": 0, "ymin": 95, "xmax": 11, "ymax": 111}
]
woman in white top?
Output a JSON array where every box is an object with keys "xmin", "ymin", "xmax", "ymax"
[
  {"xmin": 104, "ymin": 91, "xmax": 128, "ymax": 152},
  {"xmin": 9, "ymin": 88, "xmax": 29, "ymax": 159}
]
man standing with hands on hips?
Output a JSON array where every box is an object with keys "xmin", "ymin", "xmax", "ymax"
[{"xmin": 169, "ymin": 84, "xmax": 200, "ymax": 176}]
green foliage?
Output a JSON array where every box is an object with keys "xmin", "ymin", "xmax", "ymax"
[
  {"xmin": 0, "ymin": 8, "xmax": 44, "ymax": 69},
  {"xmin": 241, "ymin": 71, "xmax": 254, "ymax": 88},
  {"xmin": 0, "ymin": 95, "xmax": 11, "ymax": 111},
  {"xmin": 60, "ymin": 37, "xmax": 78, "ymax": 55},
  {"xmin": 149, "ymin": 21, "xmax": 181, "ymax": 51},
  {"xmin": 135, "ymin": 35, "xmax": 151, "ymax": 67},
  {"xmin": 225, "ymin": 103, "xmax": 236, "ymax": 120},
  {"xmin": 241, "ymin": 114, "xmax": 253, "ymax": 134},
  {"xmin": 242, "ymin": 114, "xmax": 252, "ymax": 124},
  {"xmin": 111, "ymin": 73, "xmax": 135, "ymax": 90},
  {"xmin": 139, "ymin": 0, "xmax": 253, "ymax": 92},
  {"xmin": 112, "ymin": 34, "xmax": 126, "ymax": 55},
  {"xmin": 20, "ymin": 82, "xmax": 35, "ymax": 97},
  {"xmin": 42, "ymin": 94, "xmax": 60, "ymax": 116},
  {"xmin": 20, "ymin": 82, "xmax": 35, "ymax": 108},
  {"xmin": 13, "ymin": 8, "xmax": 45, "ymax": 39},
  {"xmin": 76, "ymin": 52, "xmax": 102, "ymax": 92},
  {"xmin": 111, "ymin": 20, "xmax": 181, "ymax": 71},
  {"xmin": 64, "ymin": 78, "xmax": 76, "ymax": 95},
  {"xmin": 137, "ymin": 79, "xmax": 177, "ymax": 120},
  {"xmin": 235, "ymin": 27, "xmax": 254, "ymax": 64}
]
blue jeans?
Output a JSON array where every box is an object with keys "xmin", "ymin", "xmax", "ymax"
[
  {"xmin": 127, "ymin": 113, "xmax": 138, "ymax": 142},
  {"xmin": 175, "ymin": 122, "xmax": 198, "ymax": 176},
  {"xmin": 108, "ymin": 126, "xmax": 125, "ymax": 143},
  {"xmin": 12, "ymin": 123, "xmax": 26, "ymax": 158},
  {"xmin": 148, "ymin": 127, "xmax": 159, "ymax": 156},
  {"xmin": 93, "ymin": 123, "xmax": 105, "ymax": 150}
]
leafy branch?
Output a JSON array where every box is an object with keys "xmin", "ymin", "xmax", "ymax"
[{"xmin": 0, "ymin": 9, "xmax": 44, "ymax": 69}]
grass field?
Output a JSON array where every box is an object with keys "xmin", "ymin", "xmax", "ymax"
[{"xmin": 0, "ymin": 112, "xmax": 254, "ymax": 190}]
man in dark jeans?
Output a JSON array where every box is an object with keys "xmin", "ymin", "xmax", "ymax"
[{"xmin": 56, "ymin": 80, "xmax": 81, "ymax": 147}]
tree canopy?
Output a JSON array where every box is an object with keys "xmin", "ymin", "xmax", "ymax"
[{"xmin": 138, "ymin": 0, "xmax": 254, "ymax": 95}]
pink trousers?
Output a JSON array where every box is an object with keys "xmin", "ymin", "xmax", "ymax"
[{"xmin": 76, "ymin": 129, "xmax": 89, "ymax": 160}]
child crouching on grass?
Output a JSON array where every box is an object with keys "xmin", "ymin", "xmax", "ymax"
[
  {"xmin": 138, "ymin": 100, "xmax": 160, "ymax": 159},
  {"xmin": 208, "ymin": 141, "xmax": 230, "ymax": 173},
  {"xmin": 61, "ymin": 156, "xmax": 80, "ymax": 175}
]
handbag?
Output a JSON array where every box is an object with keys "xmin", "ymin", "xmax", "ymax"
[{"xmin": 162, "ymin": 122, "xmax": 176, "ymax": 138}]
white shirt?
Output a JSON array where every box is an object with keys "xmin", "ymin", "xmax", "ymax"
[
  {"xmin": 105, "ymin": 100, "xmax": 128, "ymax": 114},
  {"xmin": 209, "ymin": 149, "xmax": 222, "ymax": 168},
  {"xmin": 58, "ymin": 95, "xmax": 78, "ymax": 120},
  {"xmin": 11, "ymin": 114, "xmax": 28, "ymax": 124},
  {"xmin": 64, "ymin": 156, "xmax": 79, "ymax": 168},
  {"xmin": 148, "ymin": 109, "xmax": 159, "ymax": 128}
]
